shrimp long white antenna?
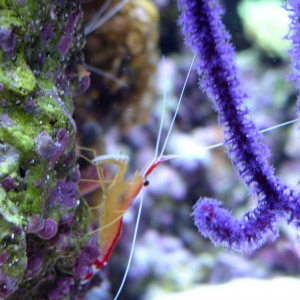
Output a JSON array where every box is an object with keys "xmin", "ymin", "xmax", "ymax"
[
  {"xmin": 86, "ymin": 64, "xmax": 128, "ymax": 88},
  {"xmin": 141, "ymin": 54, "xmax": 197, "ymax": 178},
  {"xmin": 84, "ymin": 0, "xmax": 112, "ymax": 35},
  {"xmin": 155, "ymin": 56, "xmax": 168, "ymax": 158},
  {"xmin": 159, "ymin": 54, "xmax": 196, "ymax": 159},
  {"xmin": 84, "ymin": 0, "xmax": 131, "ymax": 36},
  {"xmin": 163, "ymin": 118, "xmax": 299, "ymax": 161},
  {"xmin": 114, "ymin": 190, "xmax": 145, "ymax": 300},
  {"xmin": 260, "ymin": 118, "xmax": 298, "ymax": 134}
]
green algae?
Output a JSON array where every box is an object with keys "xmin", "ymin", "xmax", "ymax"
[{"xmin": 0, "ymin": 53, "xmax": 36, "ymax": 97}]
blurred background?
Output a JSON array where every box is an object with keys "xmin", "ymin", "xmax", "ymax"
[{"xmin": 76, "ymin": 0, "xmax": 300, "ymax": 299}]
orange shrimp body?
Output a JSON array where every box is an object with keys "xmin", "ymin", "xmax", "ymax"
[
  {"xmin": 96, "ymin": 157, "xmax": 144, "ymax": 269},
  {"xmin": 81, "ymin": 152, "xmax": 167, "ymax": 282},
  {"xmin": 81, "ymin": 155, "xmax": 144, "ymax": 281}
]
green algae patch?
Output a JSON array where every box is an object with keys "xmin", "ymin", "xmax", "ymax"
[
  {"xmin": 0, "ymin": 52, "xmax": 36, "ymax": 97},
  {"xmin": 0, "ymin": 10, "xmax": 23, "ymax": 29},
  {"xmin": 0, "ymin": 215, "xmax": 27, "ymax": 289},
  {"xmin": 0, "ymin": 188, "xmax": 23, "ymax": 226},
  {"xmin": 0, "ymin": 144, "xmax": 20, "ymax": 178}
]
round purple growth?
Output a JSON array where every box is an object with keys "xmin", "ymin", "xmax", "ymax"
[
  {"xmin": 49, "ymin": 179, "xmax": 78, "ymax": 209},
  {"xmin": 1, "ymin": 99, "xmax": 7, "ymax": 107},
  {"xmin": 59, "ymin": 36, "xmax": 72, "ymax": 56},
  {"xmin": 1, "ymin": 177, "xmax": 15, "ymax": 191},
  {"xmin": 0, "ymin": 83, "xmax": 3, "ymax": 90},
  {"xmin": 28, "ymin": 215, "xmax": 44, "ymax": 233},
  {"xmin": 0, "ymin": 27, "xmax": 16, "ymax": 54},
  {"xmin": 37, "ymin": 218, "xmax": 58, "ymax": 239}
]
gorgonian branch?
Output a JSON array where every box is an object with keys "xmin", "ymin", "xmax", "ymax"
[{"xmin": 178, "ymin": 0, "xmax": 300, "ymax": 252}]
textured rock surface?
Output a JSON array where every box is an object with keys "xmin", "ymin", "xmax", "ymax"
[{"xmin": 0, "ymin": 1, "xmax": 96, "ymax": 299}]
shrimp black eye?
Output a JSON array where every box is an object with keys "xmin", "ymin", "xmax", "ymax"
[{"xmin": 143, "ymin": 180, "xmax": 149, "ymax": 187}]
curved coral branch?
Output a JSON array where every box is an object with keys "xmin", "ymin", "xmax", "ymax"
[{"xmin": 178, "ymin": 0, "xmax": 300, "ymax": 252}]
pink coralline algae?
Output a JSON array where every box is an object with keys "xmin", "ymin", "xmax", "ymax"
[
  {"xmin": 65, "ymin": 12, "xmax": 82, "ymax": 34},
  {"xmin": 74, "ymin": 237, "xmax": 100, "ymax": 280},
  {"xmin": 49, "ymin": 178, "xmax": 78, "ymax": 209},
  {"xmin": 36, "ymin": 129, "xmax": 69, "ymax": 165},
  {"xmin": 59, "ymin": 36, "xmax": 72, "ymax": 56}
]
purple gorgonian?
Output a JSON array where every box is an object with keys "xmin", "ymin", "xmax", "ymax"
[{"xmin": 178, "ymin": 0, "xmax": 300, "ymax": 252}]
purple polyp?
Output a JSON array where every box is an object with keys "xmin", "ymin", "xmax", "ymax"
[
  {"xmin": 37, "ymin": 218, "xmax": 58, "ymax": 239},
  {"xmin": 59, "ymin": 36, "xmax": 72, "ymax": 56},
  {"xmin": 0, "ymin": 83, "xmax": 3, "ymax": 90},
  {"xmin": 0, "ymin": 27, "xmax": 16, "ymax": 54},
  {"xmin": 1, "ymin": 100, "xmax": 7, "ymax": 107},
  {"xmin": 49, "ymin": 178, "xmax": 78, "ymax": 209},
  {"xmin": 28, "ymin": 215, "xmax": 44, "ymax": 233},
  {"xmin": 1, "ymin": 177, "xmax": 15, "ymax": 191}
]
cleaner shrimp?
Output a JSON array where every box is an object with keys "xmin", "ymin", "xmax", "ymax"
[{"xmin": 78, "ymin": 2, "xmax": 300, "ymax": 299}]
